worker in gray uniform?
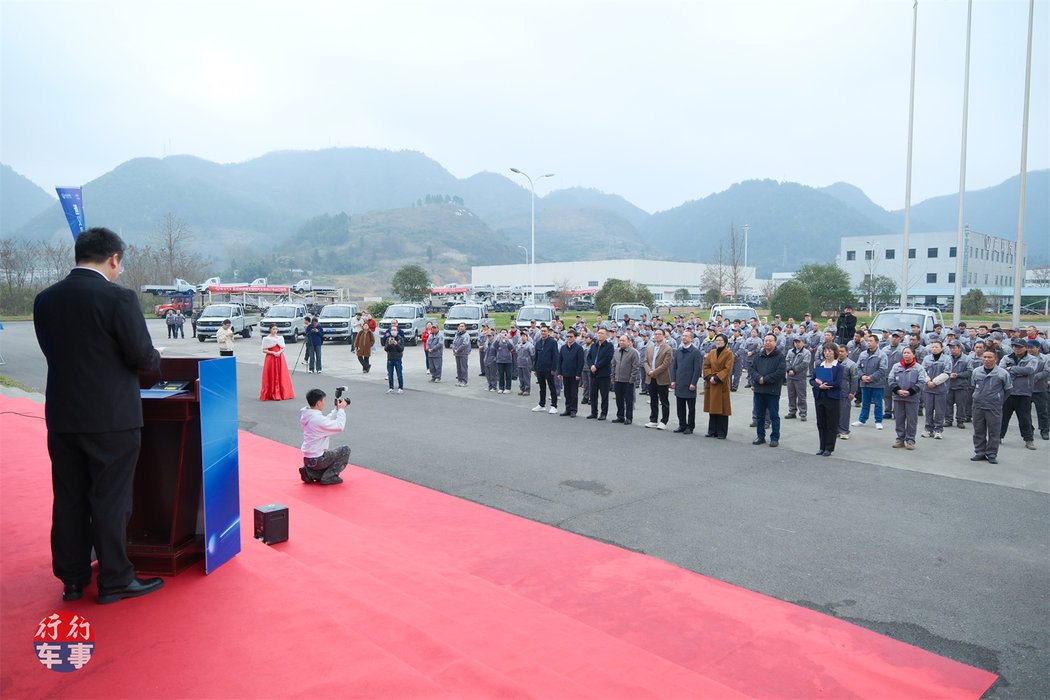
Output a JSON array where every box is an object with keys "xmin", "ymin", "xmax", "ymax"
[
  {"xmin": 515, "ymin": 331, "xmax": 534, "ymax": 396},
  {"xmin": 426, "ymin": 323, "xmax": 444, "ymax": 382},
  {"xmin": 920, "ymin": 340, "xmax": 951, "ymax": 438},
  {"xmin": 1028, "ymin": 341, "xmax": 1049, "ymax": 440},
  {"xmin": 451, "ymin": 323, "xmax": 471, "ymax": 387},
  {"xmin": 999, "ymin": 337, "xmax": 1038, "ymax": 450},
  {"xmin": 836, "ymin": 345, "xmax": 859, "ymax": 440},
  {"xmin": 784, "ymin": 336, "xmax": 810, "ymax": 421},
  {"xmin": 882, "ymin": 331, "xmax": 905, "ymax": 419},
  {"xmin": 853, "ymin": 334, "xmax": 888, "ymax": 429},
  {"xmin": 945, "ymin": 341, "xmax": 974, "ymax": 429},
  {"xmin": 970, "ymin": 350, "xmax": 1012, "ymax": 464},
  {"xmin": 888, "ymin": 346, "xmax": 928, "ymax": 449}
]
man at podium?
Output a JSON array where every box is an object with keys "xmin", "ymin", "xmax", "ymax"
[{"xmin": 34, "ymin": 227, "xmax": 166, "ymax": 604}]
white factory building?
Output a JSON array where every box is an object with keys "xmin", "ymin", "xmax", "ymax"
[
  {"xmin": 470, "ymin": 259, "xmax": 759, "ymax": 304},
  {"xmin": 837, "ymin": 230, "xmax": 1035, "ymax": 306}
]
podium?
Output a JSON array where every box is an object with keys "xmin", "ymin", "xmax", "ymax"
[{"xmin": 129, "ymin": 357, "xmax": 241, "ymax": 575}]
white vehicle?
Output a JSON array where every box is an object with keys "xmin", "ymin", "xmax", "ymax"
[
  {"xmin": 379, "ymin": 303, "xmax": 435, "ymax": 346},
  {"xmin": 250, "ymin": 277, "xmax": 268, "ymax": 287},
  {"xmin": 442, "ymin": 303, "xmax": 492, "ymax": 347},
  {"xmin": 869, "ymin": 307, "xmax": 945, "ymax": 336},
  {"xmin": 197, "ymin": 276, "xmax": 221, "ymax": 292},
  {"xmin": 608, "ymin": 303, "xmax": 653, "ymax": 326},
  {"xmin": 195, "ymin": 303, "xmax": 258, "ymax": 341},
  {"xmin": 709, "ymin": 304, "xmax": 757, "ymax": 324},
  {"xmin": 141, "ymin": 278, "xmax": 195, "ymax": 295},
  {"xmin": 291, "ymin": 279, "xmax": 336, "ymax": 294},
  {"xmin": 261, "ymin": 303, "xmax": 308, "ymax": 343},
  {"xmin": 317, "ymin": 303, "xmax": 360, "ymax": 342},
  {"xmin": 514, "ymin": 304, "xmax": 558, "ymax": 332}
]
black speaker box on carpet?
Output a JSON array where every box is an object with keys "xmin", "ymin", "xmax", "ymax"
[{"xmin": 254, "ymin": 504, "xmax": 288, "ymax": 545}]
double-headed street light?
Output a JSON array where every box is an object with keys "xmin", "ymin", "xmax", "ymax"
[{"xmin": 510, "ymin": 168, "xmax": 554, "ymax": 305}]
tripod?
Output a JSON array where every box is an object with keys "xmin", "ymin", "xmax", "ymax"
[{"xmin": 290, "ymin": 338, "xmax": 307, "ymax": 375}]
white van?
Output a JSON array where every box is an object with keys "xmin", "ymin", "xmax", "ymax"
[
  {"xmin": 317, "ymin": 303, "xmax": 360, "ymax": 342},
  {"xmin": 709, "ymin": 304, "xmax": 757, "ymax": 324}
]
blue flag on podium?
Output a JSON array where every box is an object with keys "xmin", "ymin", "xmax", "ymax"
[{"xmin": 56, "ymin": 187, "xmax": 86, "ymax": 240}]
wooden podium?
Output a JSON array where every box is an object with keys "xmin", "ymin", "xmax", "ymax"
[{"xmin": 128, "ymin": 357, "xmax": 240, "ymax": 575}]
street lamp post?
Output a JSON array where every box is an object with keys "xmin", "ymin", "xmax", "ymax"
[
  {"xmin": 516, "ymin": 245, "xmax": 528, "ymax": 264},
  {"xmin": 510, "ymin": 168, "xmax": 554, "ymax": 305}
]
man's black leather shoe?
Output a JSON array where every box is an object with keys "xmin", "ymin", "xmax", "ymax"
[
  {"xmin": 674, "ymin": 426, "xmax": 686, "ymax": 433},
  {"xmin": 586, "ymin": 414, "xmax": 597, "ymax": 419},
  {"xmin": 63, "ymin": 582, "xmax": 88, "ymax": 602},
  {"xmin": 560, "ymin": 411, "xmax": 571, "ymax": 416},
  {"xmin": 752, "ymin": 438, "xmax": 766, "ymax": 445},
  {"xmin": 970, "ymin": 454, "xmax": 987, "ymax": 462},
  {"xmin": 987, "ymin": 457, "xmax": 998, "ymax": 464},
  {"xmin": 770, "ymin": 440, "xmax": 779, "ymax": 447},
  {"xmin": 98, "ymin": 577, "xmax": 164, "ymax": 605},
  {"xmin": 611, "ymin": 417, "xmax": 625, "ymax": 423},
  {"xmin": 597, "ymin": 415, "xmax": 607, "ymax": 421},
  {"xmin": 749, "ymin": 421, "xmax": 757, "ymax": 428},
  {"xmin": 624, "ymin": 419, "xmax": 632, "ymax": 425},
  {"xmin": 683, "ymin": 428, "xmax": 693, "ymax": 434}
]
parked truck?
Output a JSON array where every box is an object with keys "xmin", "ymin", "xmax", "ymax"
[
  {"xmin": 291, "ymin": 279, "xmax": 336, "ymax": 294},
  {"xmin": 195, "ymin": 303, "xmax": 259, "ymax": 342},
  {"xmin": 378, "ymin": 303, "xmax": 435, "ymax": 346},
  {"xmin": 141, "ymin": 278, "xmax": 195, "ymax": 295}
]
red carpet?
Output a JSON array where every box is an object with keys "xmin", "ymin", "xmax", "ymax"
[{"xmin": 1, "ymin": 395, "xmax": 997, "ymax": 698}]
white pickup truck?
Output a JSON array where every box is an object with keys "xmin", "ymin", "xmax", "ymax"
[
  {"xmin": 195, "ymin": 303, "xmax": 259, "ymax": 342},
  {"xmin": 291, "ymin": 279, "xmax": 336, "ymax": 294},
  {"xmin": 141, "ymin": 278, "xmax": 195, "ymax": 295}
]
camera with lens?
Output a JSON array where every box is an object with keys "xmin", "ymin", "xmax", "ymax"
[{"xmin": 334, "ymin": 385, "xmax": 350, "ymax": 406}]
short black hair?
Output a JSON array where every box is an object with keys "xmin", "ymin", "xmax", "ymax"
[
  {"xmin": 306, "ymin": 388, "xmax": 326, "ymax": 407},
  {"xmin": 74, "ymin": 227, "xmax": 125, "ymax": 265}
]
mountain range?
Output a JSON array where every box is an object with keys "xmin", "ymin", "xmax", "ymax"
[{"xmin": 3, "ymin": 148, "xmax": 1046, "ymax": 289}]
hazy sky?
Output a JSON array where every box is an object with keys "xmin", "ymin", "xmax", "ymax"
[{"xmin": 2, "ymin": 0, "xmax": 1047, "ymax": 214}]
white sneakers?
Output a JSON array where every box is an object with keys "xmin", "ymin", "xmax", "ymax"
[
  {"xmin": 387, "ymin": 389, "xmax": 394, "ymax": 394},
  {"xmin": 852, "ymin": 420, "xmax": 865, "ymax": 427},
  {"xmin": 397, "ymin": 389, "xmax": 403, "ymax": 394},
  {"xmin": 876, "ymin": 423, "xmax": 884, "ymax": 430},
  {"xmin": 645, "ymin": 422, "xmax": 659, "ymax": 428},
  {"xmin": 531, "ymin": 405, "xmax": 545, "ymax": 412},
  {"xmin": 658, "ymin": 422, "xmax": 668, "ymax": 430},
  {"xmin": 549, "ymin": 406, "xmax": 558, "ymax": 414}
]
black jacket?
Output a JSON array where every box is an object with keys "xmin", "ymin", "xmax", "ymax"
[
  {"xmin": 34, "ymin": 268, "xmax": 160, "ymax": 432},
  {"xmin": 586, "ymin": 340, "xmax": 615, "ymax": 378},
  {"xmin": 750, "ymin": 347, "xmax": 787, "ymax": 396}
]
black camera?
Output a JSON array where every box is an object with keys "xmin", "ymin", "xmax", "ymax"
[{"xmin": 334, "ymin": 385, "xmax": 350, "ymax": 405}]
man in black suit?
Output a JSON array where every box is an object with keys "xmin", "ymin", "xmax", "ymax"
[
  {"xmin": 585, "ymin": 327, "xmax": 615, "ymax": 420},
  {"xmin": 34, "ymin": 227, "xmax": 165, "ymax": 604}
]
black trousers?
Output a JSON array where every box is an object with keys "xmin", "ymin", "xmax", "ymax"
[
  {"xmin": 537, "ymin": 370, "xmax": 558, "ymax": 408},
  {"xmin": 815, "ymin": 396, "xmax": 841, "ymax": 452},
  {"xmin": 1001, "ymin": 394, "xmax": 1033, "ymax": 441},
  {"xmin": 706, "ymin": 413, "xmax": 729, "ymax": 438},
  {"xmin": 614, "ymin": 381, "xmax": 635, "ymax": 420},
  {"xmin": 589, "ymin": 375, "xmax": 611, "ymax": 416},
  {"xmin": 676, "ymin": 396, "xmax": 696, "ymax": 430},
  {"xmin": 1032, "ymin": 391, "xmax": 1049, "ymax": 435},
  {"xmin": 648, "ymin": 380, "xmax": 670, "ymax": 424},
  {"xmin": 562, "ymin": 377, "xmax": 579, "ymax": 414},
  {"xmin": 47, "ymin": 429, "xmax": 140, "ymax": 589}
]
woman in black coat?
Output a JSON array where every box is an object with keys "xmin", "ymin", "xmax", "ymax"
[{"xmin": 810, "ymin": 343, "xmax": 845, "ymax": 456}]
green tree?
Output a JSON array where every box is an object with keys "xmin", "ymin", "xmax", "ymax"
[
  {"xmin": 594, "ymin": 278, "xmax": 655, "ymax": 316},
  {"xmin": 673, "ymin": 288, "xmax": 691, "ymax": 304},
  {"xmin": 961, "ymin": 288, "xmax": 986, "ymax": 315},
  {"xmin": 860, "ymin": 274, "xmax": 899, "ymax": 312},
  {"xmin": 794, "ymin": 263, "xmax": 854, "ymax": 313},
  {"xmin": 390, "ymin": 264, "xmax": 432, "ymax": 302},
  {"xmin": 368, "ymin": 300, "xmax": 392, "ymax": 318},
  {"xmin": 770, "ymin": 280, "xmax": 814, "ymax": 322}
]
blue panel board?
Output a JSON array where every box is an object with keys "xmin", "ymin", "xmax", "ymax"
[{"xmin": 198, "ymin": 357, "xmax": 241, "ymax": 573}]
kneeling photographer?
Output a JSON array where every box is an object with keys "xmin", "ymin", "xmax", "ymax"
[{"xmin": 299, "ymin": 386, "xmax": 351, "ymax": 485}]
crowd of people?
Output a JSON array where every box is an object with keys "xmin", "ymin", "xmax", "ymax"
[{"xmin": 414, "ymin": 310, "xmax": 1049, "ymax": 461}]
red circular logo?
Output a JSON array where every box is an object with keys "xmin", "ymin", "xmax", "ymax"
[{"xmin": 33, "ymin": 611, "xmax": 95, "ymax": 672}]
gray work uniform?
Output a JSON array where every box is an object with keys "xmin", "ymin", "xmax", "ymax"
[
  {"xmin": 451, "ymin": 331, "xmax": 471, "ymax": 384},
  {"xmin": 882, "ymin": 344, "xmax": 904, "ymax": 415},
  {"xmin": 515, "ymin": 337, "xmax": 534, "ymax": 394},
  {"xmin": 785, "ymin": 345, "xmax": 811, "ymax": 418},
  {"xmin": 425, "ymin": 329, "xmax": 444, "ymax": 381},
  {"xmin": 945, "ymin": 352, "xmax": 974, "ymax": 426},
  {"xmin": 921, "ymin": 352, "xmax": 951, "ymax": 434},
  {"xmin": 888, "ymin": 361, "xmax": 928, "ymax": 445},
  {"xmin": 838, "ymin": 357, "xmax": 859, "ymax": 435},
  {"xmin": 971, "ymin": 364, "xmax": 1012, "ymax": 459}
]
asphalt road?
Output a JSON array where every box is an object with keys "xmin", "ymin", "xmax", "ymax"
[{"xmin": 2, "ymin": 319, "xmax": 1047, "ymax": 698}]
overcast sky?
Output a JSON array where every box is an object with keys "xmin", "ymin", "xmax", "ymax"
[{"xmin": 2, "ymin": 0, "xmax": 1047, "ymax": 214}]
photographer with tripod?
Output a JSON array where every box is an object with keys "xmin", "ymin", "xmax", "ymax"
[{"xmin": 299, "ymin": 387, "xmax": 351, "ymax": 485}]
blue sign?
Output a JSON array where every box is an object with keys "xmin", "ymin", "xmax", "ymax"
[
  {"xmin": 55, "ymin": 187, "xmax": 85, "ymax": 240},
  {"xmin": 198, "ymin": 357, "xmax": 241, "ymax": 573}
]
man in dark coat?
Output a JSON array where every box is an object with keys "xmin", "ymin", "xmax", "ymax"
[
  {"xmin": 34, "ymin": 227, "xmax": 164, "ymax": 604},
  {"xmin": 557, "ymin": 329, "xmax": 585, "ymax": 416},
  {"xmin": 670, "ymin": 331, "xmax": 704, "ymax": 434},
  {"xmin": 835, "ymin": 306, "xmax": 857, "ymax": 346},
  {"xmin": 532, "ymin": 325, "xmax": 559, "ymax": 413},
  {"xmin": 750, "ymin": 333, "xmax": 787, "ymax": 447},
  {"xmin": 586, "ymin": 327, "xmax": 615, "ymax": 420}
]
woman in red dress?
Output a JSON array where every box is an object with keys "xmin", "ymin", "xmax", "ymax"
[{"xmin": 260, "ymin": 325, "xmax": 295, "ymax": 401}]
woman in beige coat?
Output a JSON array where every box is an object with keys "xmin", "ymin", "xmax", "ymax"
[{"xmin": 702, "ymin": 333, "xmax": 734, "ymax": 439}]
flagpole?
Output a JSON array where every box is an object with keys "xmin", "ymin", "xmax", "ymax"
[
  {"xmin": 1011, "ymin": 0, "xmax": 1034, "ymax": 329},
  {"xmin": 952, "ymin": 0, "xmax": 972, "ymax": 327},
  {"xmin": 900, "ymin": 0, "xmax": 918, "ymax": 309}
]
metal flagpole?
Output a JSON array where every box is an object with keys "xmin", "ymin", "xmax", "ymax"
[
  {"xmin": 1011, "ymin": 0, "xmax": 1035, "ymax": 329},
  {"xmin": 952, "ymin": 0, "xmax": 973, "ymax": 327},
  {"xmin": 900, "ymin": 0, "xmax": 918, "ymax": 309}
]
